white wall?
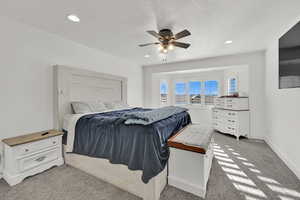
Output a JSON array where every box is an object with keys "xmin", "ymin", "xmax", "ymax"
[
  {"xmin": 0, "ymin": 16, "xmax": 143, "ymax": 141},
  {"xmin": 265, "ymin": 20, "xmax": 300, "ymax": 179},
  {"xmin": 143, "ymin": 51, "xmax": 266, "ymax": 139}
]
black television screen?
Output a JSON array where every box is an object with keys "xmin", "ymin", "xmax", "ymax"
[{"xmin": 279, "ymin": 21, "xmax": 300, "ymax": 89}]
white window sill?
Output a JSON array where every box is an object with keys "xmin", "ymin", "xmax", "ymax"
[{"xmin": 174, "ymin": 104, "xmax": 214, "ymax": 109}]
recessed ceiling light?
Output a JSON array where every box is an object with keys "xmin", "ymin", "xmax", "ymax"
[
  {"xmin": 225, "ymin": 40, "xmax": 233, "ymax": 44},
  {"xmin": 144, "ymin": 54, "xmax": 150, "ymax": 58},
  {"xmin": 67, "ymin": 14, "xmax": 80, "ymax": 23}
]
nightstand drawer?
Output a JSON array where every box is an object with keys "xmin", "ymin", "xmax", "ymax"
[
  {"xmin": 15, "ymin": 137, "xmax": 59, "ymax": 157},
  {"xmin": 18, "ymin": 148, "xmax": 59, "ymax": 172}
]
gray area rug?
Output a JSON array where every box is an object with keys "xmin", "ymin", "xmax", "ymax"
[{"xmin": 0, "ymin": 132, "xmax": 299, "ymax": 200}]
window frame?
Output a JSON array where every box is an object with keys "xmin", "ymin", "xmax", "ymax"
[
  {"xmin": 203, "ymin": 80, "xmax": 219, "ymax": 105},
  {"xmin": 172, "ymin": 79, "xmax": 220, "ymax": 106},
  {"xmin": 174, "ymin": 81, "xmax": 188, "ymax": 105},
  {"xmin": 228, "ymin": 76, "xmax": 238, "ymax": 95},
  {"xmin": 159, "ymin": 80, "xmax": 168, "ymax": 105},
  {"xmin": 188, "ymin": 80, "xmax": 202, "ymax": 105}
]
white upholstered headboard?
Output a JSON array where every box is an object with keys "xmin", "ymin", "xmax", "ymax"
[{"xmin": 53, "ymin": 65, "xmax": 127, "ymax": 130}]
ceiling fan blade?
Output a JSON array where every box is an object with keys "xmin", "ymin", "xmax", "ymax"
[
  {"xmin": 138, "ymin": 42, "xmax": 160, "ymax": 47},
  {"xmin": 146, "ymin": 30, "xmax": 162, "ymax": 38},
  {"xmin": 174, "ymin": 29, "xmax": 191, "ymax": 40},
  {"xmin": 173, "ymin": 41, "xmax": 191, "ymax": 49}
]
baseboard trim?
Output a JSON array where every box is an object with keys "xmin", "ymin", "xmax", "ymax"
[
  {"xmin": 265, "ymin": 137, "xmax": 300, "ymax": 180},
  {"xmin": 168, "ymin": 176, "xmax": 206, "ymax": 198}
]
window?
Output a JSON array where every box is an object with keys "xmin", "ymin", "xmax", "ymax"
[
  {"xmin": 160, "ymin": 81, "xmax": 168, "ymax": 104},
  {"xmin": 204, "ymin": 80, "xmax": 219, "ymax": 105},
  {"xmin": 189, "ymin": 81, "xmax": 201, "ymax": 104},
  {"xmin": 175, "ymin": 82, "xmax": 187, "ymax": 104},
  {"xmin": 173, "ymin": 80, "xmax": 219, "ymax": 105},
  {"xmin": 228, "ymin": 78, "xmax": 237, "ymax": 95}
]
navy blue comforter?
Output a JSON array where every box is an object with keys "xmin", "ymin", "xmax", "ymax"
[{"xmin": 72, "ymin": 108, "xmax": 191, "ymax": 183}]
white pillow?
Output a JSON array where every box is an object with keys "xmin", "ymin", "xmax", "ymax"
[
  {"xmin": 89, "ymin": 101, "xmax": 107, "ymax": 112},
  {"xmin": 113, "ymin": 101, "xmax": 129, "ymax": 109},
  {"xmin": 71, "ymin": 102, "xmax": 92, "ymax": 114},
  {"xmin": 104, "ymin": 101, "xmax": 128, "ymax": 110},
  {"xmin": 103, "ymin": 102, "xmax": 114, "ymax": 109}
]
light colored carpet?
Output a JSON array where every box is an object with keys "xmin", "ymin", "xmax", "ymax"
[{"xmin": 0, "ymin": 132, "xmax": 299, "ymax": 200}]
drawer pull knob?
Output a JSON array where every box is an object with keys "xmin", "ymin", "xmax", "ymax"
[
  {"xmin": 35, "ymin": 156, "xmax": 46, "ymax": 162},
  {"xmin": 53, "ymin": 141, "xmax": 56, "ymax": 144},
  {"xmin": 25, "ymin": 149, "xmax": 29, "ymax": 152}
]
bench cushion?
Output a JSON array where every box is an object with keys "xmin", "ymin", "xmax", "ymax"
[{"xmin": 169, "ymin": 124, "xmax": 214, "ymax": 153}]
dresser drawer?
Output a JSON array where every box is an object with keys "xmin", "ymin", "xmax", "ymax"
[
  {"xmin": 213, "ymin": 122, "xmax": 220, "ymax": 129},
  {"xmin": 213, "ymin": 122, "xmax": 226, "ymax": 133},
  {"xmin": 226, "ymin": 119, "xmax": 237, "ymax": 127},
  {"xmin": 225, "ymin": 111, "xmax": 238, "ymax": 119},
  {"xmin": 225, "ymin": 102, "xmax": 236, "ymax": 109},
  {"xmin": 225, "ymin": 126, "xmax": 237, "ymax": 134},
  {"xmin": 213, "ymin": 109, "xmax": 224, "ymax": 118},
  {"xmin": 225, "ymin": 98, "xmax": 249, "ymax": 110},
  {"xmin": 15, "ymin": 137, "xmax": 59, "ymax": 157},
  {"xmin": 214, "ymin": 98, "xmax": 225, "ymax": 108},
  {"xmin": 18, "ymin": 148, "xmax": 59, "ymax": 172},
  {"xmin": 226, "ymin": 118, "xmax": 237, "ymax": 123}
]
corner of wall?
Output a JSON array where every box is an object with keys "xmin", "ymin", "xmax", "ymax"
[
  {"xmin": 264, "ymin": 136, "xmax": 300, "ymax": 180},
  {"xmin": 0, "ymin": 142, "xmax": 3, "ymax": 179}
]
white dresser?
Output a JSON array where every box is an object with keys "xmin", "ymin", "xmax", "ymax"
[
  {"xmin": 213, "ymin": 97, "xmax": 250, "ymax": 140},
  {"xmin": 2, "ymin": 130, "xmax": 64, "ymax": 186}
]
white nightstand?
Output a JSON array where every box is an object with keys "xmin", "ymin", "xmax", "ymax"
[{"xmin": 2, "ymin": 130, "xmax": 64, "ymax": 186}]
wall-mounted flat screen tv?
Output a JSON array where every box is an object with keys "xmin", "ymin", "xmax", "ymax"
[{"xmin": 279, "ymin": 21, "xmax": 300, "ymax": 89}]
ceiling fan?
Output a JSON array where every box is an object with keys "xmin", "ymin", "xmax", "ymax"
[{"xmin": 139, "ymin": 29, "xmax": 191, "ymax": 53}]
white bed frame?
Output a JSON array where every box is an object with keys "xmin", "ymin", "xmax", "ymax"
[{"xmin": 53, "ymin": 65, "xmax": 167, "ymax": 200}]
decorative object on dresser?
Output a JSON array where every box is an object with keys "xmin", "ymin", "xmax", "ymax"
[
  {"xmin": 2, "ymin": 130, "xmax": 64, "ymax": 186},
  {"xmin": 213, "ymin": 96, "xmax": 250, "ymax": 140},
  {"xmin": 167, "ymin": 124, "xmax": 214, "ymax": 198}
]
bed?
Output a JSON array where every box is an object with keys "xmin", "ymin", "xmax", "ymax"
[{"xmin": 53, "ymin": 65, "xmax": 191, "ymax": 200}]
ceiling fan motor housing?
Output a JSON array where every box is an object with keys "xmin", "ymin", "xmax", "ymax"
[{"xmin": 159, "ymin": 29, "xmax": 174, "ymax": 45}]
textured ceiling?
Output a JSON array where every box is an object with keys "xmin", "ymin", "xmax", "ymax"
[{"xmin": 1, "ymin": 0, "xmax": 300, "ymax": 65}]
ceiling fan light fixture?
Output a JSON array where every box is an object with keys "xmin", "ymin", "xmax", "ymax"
[
  {"xmin": 67, "ymin": 14, "xmax": 80, "ymax": 23},
  {"xmin": 224, "ymin": 40, "xmax": 233, "ymax": 44},
  {"xmin": 168, "ymin": 44, "xmax": 174, "ymax": 50},
  {"xmin": 158, "ymin": 45, "xmax": 163, "ymax": 51}
]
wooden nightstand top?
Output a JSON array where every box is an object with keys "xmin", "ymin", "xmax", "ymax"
[{"xmin": 2, "ymin": 130, "xmax": 63, "ymax": 146}]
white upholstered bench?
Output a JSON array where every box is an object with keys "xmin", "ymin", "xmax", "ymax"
[{"xmin": 167, "ymin": 124, "xmax": 214, "ymax": 198}]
